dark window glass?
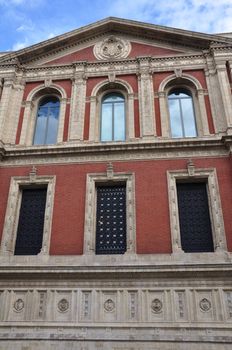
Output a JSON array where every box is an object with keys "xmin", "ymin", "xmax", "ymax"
[
  {"xmin": 177, "ymin": 182, "xmax": 214, "ymax": 253},
  {"xmin": 168, "ymin": 89, "xmax": 197, "ymax": 138},
  {"xmin": 96, "ymin": 185, "xmax": 126, "ymax": 254},
  {"xmin": 33, "ymin": 96, "xmax": 60, "ymax": 145},
  {"xmin": 14, "ymin": 188, "xmax": 47, "ymax": 255},
  {"xmin": 101, "ymin": 93, "xmax": 125, "ymax": 141}
]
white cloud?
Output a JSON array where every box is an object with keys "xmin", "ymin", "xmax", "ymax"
[
  {"xmin": 16, "ymin": 22, "xmax": 34, "ymax": 32},
  {"xmin": 12, "ymin": 40, "xmax": 29, "ymax": 50},
  {"xmin": 107, "ymin": 0, "xmax": 232, "ymax": 33}
]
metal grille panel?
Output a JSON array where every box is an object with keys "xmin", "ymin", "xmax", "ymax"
[
  {"xmin": 96, "ymin": 185, "xmax": 126, "ymax": 254},
  {"xmin": 177, "ymin": 182, "xmax": 214, "ymax": 253},
  {"xmin": 14, "ymin": 188, "xmax": 47, "ymax": 255}
]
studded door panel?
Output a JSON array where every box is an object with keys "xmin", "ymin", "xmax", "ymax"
[
  {"xmin": 14, "ymin": 188, "xmax": 47, "ymax": 255},
  {"xmin": 177, "ymin": 182, "xmax": 214, "ymax": 253},
  {"xmin": 96, "ymin": 185, "xmax": 126, "ymax": 254}
]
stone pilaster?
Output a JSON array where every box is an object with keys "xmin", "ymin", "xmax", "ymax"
[
  {"xmin": 128, "ymin": 93, "xmax": 135, "ymax": 139},
  {"xmin": 57, "ymin": 97, "xmax": 67, "ymax": 143},
  {"xmin": 215, "ymin": 62, "xmax": 232, "ymax": 127},
  {"xmin": 137, "ymin": 58, "xmax": 156, "ymax": 138},
  {"xmin": 204, "ymin": 53, "xmax": 228, "ymax": 133},
  {"xmin": 0, "ymin": 78, "xmax": 14, "ymax": 141},
  {"xmin": 0, "ymin": 79, "xmax": 3, "ymax": 100},
  {"xmin": 196, "ymin": 89, "xmax": 210, "ymax": 135},
  {"xmin": 19, "ymin": 100, "xmax": 34, "ymax": 145},
  {"xmin": 3, "ymin": 79, "xmax": 25, "ymax": 144},
  {"xmin": 69, "ymin": 64, "xmax": 87, "ymax": 141},
  {"xmin": 158, "ymin": 91, "xmax": 169, "ymax": 137},
  {"xmin": 89, "ymin": 96, "xmax": 97, "ymax": 142}
]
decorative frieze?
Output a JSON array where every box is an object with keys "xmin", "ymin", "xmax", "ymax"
[{"xmin": 0, "ymin": 286, "xmax": 231, "ymax": 324}]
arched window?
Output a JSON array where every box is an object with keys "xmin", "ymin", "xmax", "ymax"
[
  {"xmin": 100, "ymin": 93, "xmax": 125, "ymax": 142},
  {"xmin": 33, "ymin": 96, "xmax": 60, "ymax": 145},
  {"xmin": 168, "ymin": 88, "xmax": 197, "ymax": 138}
]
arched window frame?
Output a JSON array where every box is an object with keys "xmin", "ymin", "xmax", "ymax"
[
  {"xmin": 99, "ymin": 90, "xmax": 127, "ymax": 142},
  {"xmin": 88, "ymin": 79, "xmax": 135, "ymax": 142},
  {"xmin": 158, "ymin": 75, "xmax": 210, "ymax": 138},
  {"xmin": 167, "ymin": 86, "xmax": 198, "ymax": 138},
  {"xmin": 19, "ymin": 84, "xmax": 67, "ymax": 146},
  {"xmin": 33, "ymin": 94, "xmax": 61, "ymax": 145}
]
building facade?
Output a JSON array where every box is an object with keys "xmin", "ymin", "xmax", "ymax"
[{"xmin": 0, "ymin": 17, "xmax": 232, "ymax": 349}]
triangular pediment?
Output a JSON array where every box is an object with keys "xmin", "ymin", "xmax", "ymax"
[{"xmin": 1, "ymin": 17, "xmax": 232, "ymax": 66}]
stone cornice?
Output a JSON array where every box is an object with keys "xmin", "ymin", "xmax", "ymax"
[
  {"xmin": 0, "ymin": 254, "xmax": 231, "ymax": 281},
  {"xmin": 0, "ymin": 137, "xmax": 229, "ymax": 165},
  {"xmin": 1, "ymin": 17, "xmax": 232, "ymax": 66},
  {"xmin": 21, "ymin": 52, "xmax": 205, "ymax": 74}
]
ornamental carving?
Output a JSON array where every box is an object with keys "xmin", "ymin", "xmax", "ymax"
[
  {"xmin": 94, "ymin": 36, "xmax": 131, "ymax": 60},
  {"xmin": 151, "ymin": 299, "xmax": 163, "ymax": 314},
  {"xmin": 13, "ymin": 298, "xmax": 24, "ymax": 312},
  {"xmin": 151, "ymin": 298, "xmax": 163, "ymax": 313},
  {"xmin": 58, "ymin": 298, "xmax": 69, "ymax": 312},
  {"xmin": 199, "ymin": 298, "xmax": 211, "ymax": 312},
  {"xmin": 104, "ymin": 298, "xmax": 115, "ymax": 312}
]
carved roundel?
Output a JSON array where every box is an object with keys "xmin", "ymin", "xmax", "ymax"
[
  {"xmin": 199, "ymin": 298, "xmax": 211, "ymax": 312},
  {"xmin": 94, "ymin": 35, "xmax": 131, "ymax": 60},
  {"xmin": 151, "ymin": 298, "xmax": 163, "ymax": 313},
  {"xmin": 104, "ymin": 298, "xmax": 115, "ymax": 312},
  {"xmin": 13, "ymin": 298, "xmax": 24, "ymax": 312},
  {"xmin": 58, "ymin": 298, "xmax": 69, "ymax": 312}
]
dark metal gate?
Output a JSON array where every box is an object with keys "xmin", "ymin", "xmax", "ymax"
[
  {"xmin": 96, "ymin": 185, "xmax": 126, "ymax": 254},
  {"xmin": 14, "ymin": 188, "xmax": 47, "ymax": 255},
  {"xmin": 177, "ymin": 182, "xmax": 214, "ymax": 252}
]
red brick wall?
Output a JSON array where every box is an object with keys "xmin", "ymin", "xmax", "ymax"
[
  {"xmin": 0, "ymin": 157, "xmax": 231, "ymax": 255},
  {"xmin": 46, "ymin": 46, "xmax": 96, "ymax": 64}
]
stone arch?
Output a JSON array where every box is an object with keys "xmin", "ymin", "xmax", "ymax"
[
  {"xmin": 89, "ymin": 78, "xmax": 135, "ymax": 141},
  {"xmin": 20, "ymin": 83, "xmax": 67, "ymax": 145},
  {"xmin": 158, "ymin": 73, "xmax": 209, "ymax": 137}
]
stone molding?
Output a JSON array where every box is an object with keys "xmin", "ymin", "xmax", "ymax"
[
  {"xmin": 19, "ymin": 83, "xmax": 67, "ymax": 145},
  {"xmin": 0, "ymin": 173, "xmax": 56, "ymax": 256},
  {"xmin": 158, "ymin": 73, "xmax": 210, "ymax": 137},
  {"xmin": 0, "ymin": 136, "xmax": 230, "ymax": 166},
  {"xmin": 83, "ymin": 168, "xmax": 136, "ymax": 255},
  {"xmin": 167, "ymin": 165, "xmax": 227, "ymax": 254},
  {"xmin": 89, "ymin": 78, "xmax": 135, "ymax": 141}
]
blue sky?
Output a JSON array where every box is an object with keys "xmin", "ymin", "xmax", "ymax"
[{"xmin": 0, "ymin": 0, "xmax": 232, "ymax": 52}]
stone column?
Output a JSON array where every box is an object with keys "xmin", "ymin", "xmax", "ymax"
[
  {"xmin": 69, "ymin": 64, "xmax": 87, "ymax": 141},
  {"xmin": 196, "ymin": 89, "xmax": 210, "ymax": 135},
  {"xmin": 137, "ymin": 58, "xmax": 156, "ymax": 138},
  {"xmin": 158, "ymin": 91, "xmax": 169, "ymax": 137},
  {"xmin": 215, "ymin": 62, "xmax": 232, "ymax": 127},
  {"xmin": 128, "ymin": 93, "xmax": 135, "ymax": 139},
  {"xmin": 0, "ymin": 79, "xmax": 3, "ymax": 100},
  {"xmin": 0, "ymin": 78, "xmax": 14, "ymax": 141},
  {"xmin": 19, "ymin": 100, "xmax": 34, "ymax": 145},
  {"xmin": 57, "ymin": 97, "xmax": 67, "ymax": 143},
  {"xmin": 89, "ymin": 96, "xmax": 97, "ymax": 142},
  {"xmin": 4, "ymin": 79, "xmax": 25, "ymax": 144}
]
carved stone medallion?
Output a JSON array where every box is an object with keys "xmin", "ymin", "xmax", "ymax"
[
  {"xmin": 199, "ymin": 298, "xmax": 211, "ymax": 312},
  {"xmin": 13, "ymin": 298, "xmax": 24, "ymax": 312},
  {"xmin": 104, "ymin": 298, "xmax": 115, "ymax": 312},
  {"xmin": 151, "ymin": 298, "xmax": 163, "ymax": 313},
  {"xmin": 94, "ymin": 36, "xmax": 131, "ymax": 60},
  {"xmin": 58, "ymin": 298, "xmax": 69, "ymax": 312}
]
